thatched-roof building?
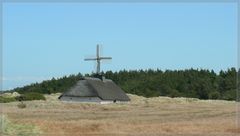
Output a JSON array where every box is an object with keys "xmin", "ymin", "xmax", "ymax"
[{"xmin": 59, "ymin": 77, "xmax": 130, "ymax": 104}]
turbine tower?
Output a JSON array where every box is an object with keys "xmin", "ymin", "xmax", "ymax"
[{"xmin": 84, "ymin": 44, "xmax": 112, "ymax": 75}]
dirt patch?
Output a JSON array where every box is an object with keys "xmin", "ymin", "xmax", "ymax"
[{"xmin": 226, "ymin": 128, "xmax": 240, "ymax": 133}]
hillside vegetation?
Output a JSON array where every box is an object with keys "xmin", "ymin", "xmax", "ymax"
[
  {"xmin": 6, "ymin": 68, "xmax": 237, "ymax": 101},
  {"xmin": 0, "ymin": 92, "xmax": 46, "ymax": 103}
]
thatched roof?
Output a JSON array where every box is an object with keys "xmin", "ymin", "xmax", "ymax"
[{"xmin": 59, "ymin": 77, "xmax": 130, "ymax": 101}]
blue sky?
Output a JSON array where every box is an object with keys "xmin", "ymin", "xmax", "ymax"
[{"xmin": 2, "ymin": 2, "xmax": 237, "ymax": 90}]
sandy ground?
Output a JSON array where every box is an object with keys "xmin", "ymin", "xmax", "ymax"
[{"xmin": 0, "ymin": 93, "xmax": 239, "ymax": 136}]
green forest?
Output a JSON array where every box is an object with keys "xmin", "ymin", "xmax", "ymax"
[{"xmin": 6, "ymin": 68, "xmax": 238, "ymax": 101}]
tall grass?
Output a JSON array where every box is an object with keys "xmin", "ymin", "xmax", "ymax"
[{"xmin": 0, "ymin": 115, "xmax": 41, "ymax": 136}]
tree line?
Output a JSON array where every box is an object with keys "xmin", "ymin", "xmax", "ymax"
[
  {"xmin": 104, "ymin": 68, "xmax": 237, "ymax": 100},
  {"xmin": 7, "ymin": 68, "xmax": 238, "ymax": 100}
]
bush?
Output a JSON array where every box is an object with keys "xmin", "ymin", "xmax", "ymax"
[
  {"xmin": 20, "ymin": 92, "xmax": 46, "ymax": 101},
  {"xmin": 208, "ymin": 91, "xmax": 220, "ymax": 100},
  {"xmin": 169, "ymin": 89, "xmax": 181, "ymax": 98},
  {"xmin": 17, "ymin": 102, "xmax": 26, "ymax": 109},
  {"xmin": 0, "ymin": 96, "xmax": 16, "ymax": 103}
]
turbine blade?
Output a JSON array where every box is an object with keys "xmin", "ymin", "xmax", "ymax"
[
  {"xmin": 84, "ymin": 58, "xmax": 97, "ymax": 61},
  {"xmin": 99, "ymin": 57, "xmax": 112, "ymax": 60},
  {"xmin": 97, "ymin": 44, "xmax": 99, "ymax": 58}
]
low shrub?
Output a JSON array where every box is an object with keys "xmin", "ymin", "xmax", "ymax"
[
  {"xmin": 169, "ymin": 89, "xmax": 181, "ymax": 98},
  {"xmin": 0, "ymin": 92, "xmax": 46, "ymax": 103},
  {"xmin": 208, "ymin": 91, "xmax": 220, "ymax": 100},
  {"xmin": 17, "ymin": 102, "xmax": 26, "ymax": 109},
  {"xmin": 20, "ymin": 92, "xmax": 46, "ymax": 101},
  {"xmin": 0, "ymin": 96, "xmax": 16, "ymax": 103}
]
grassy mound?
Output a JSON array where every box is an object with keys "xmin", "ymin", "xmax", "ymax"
[{"xmin": 0, "ymin": 92, "xmax": 46, "ymax": 103}]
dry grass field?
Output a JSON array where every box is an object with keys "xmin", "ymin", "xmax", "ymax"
[{"xmin": 0, "ymin": 93, "xmax": 239, "ymax": 136}]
